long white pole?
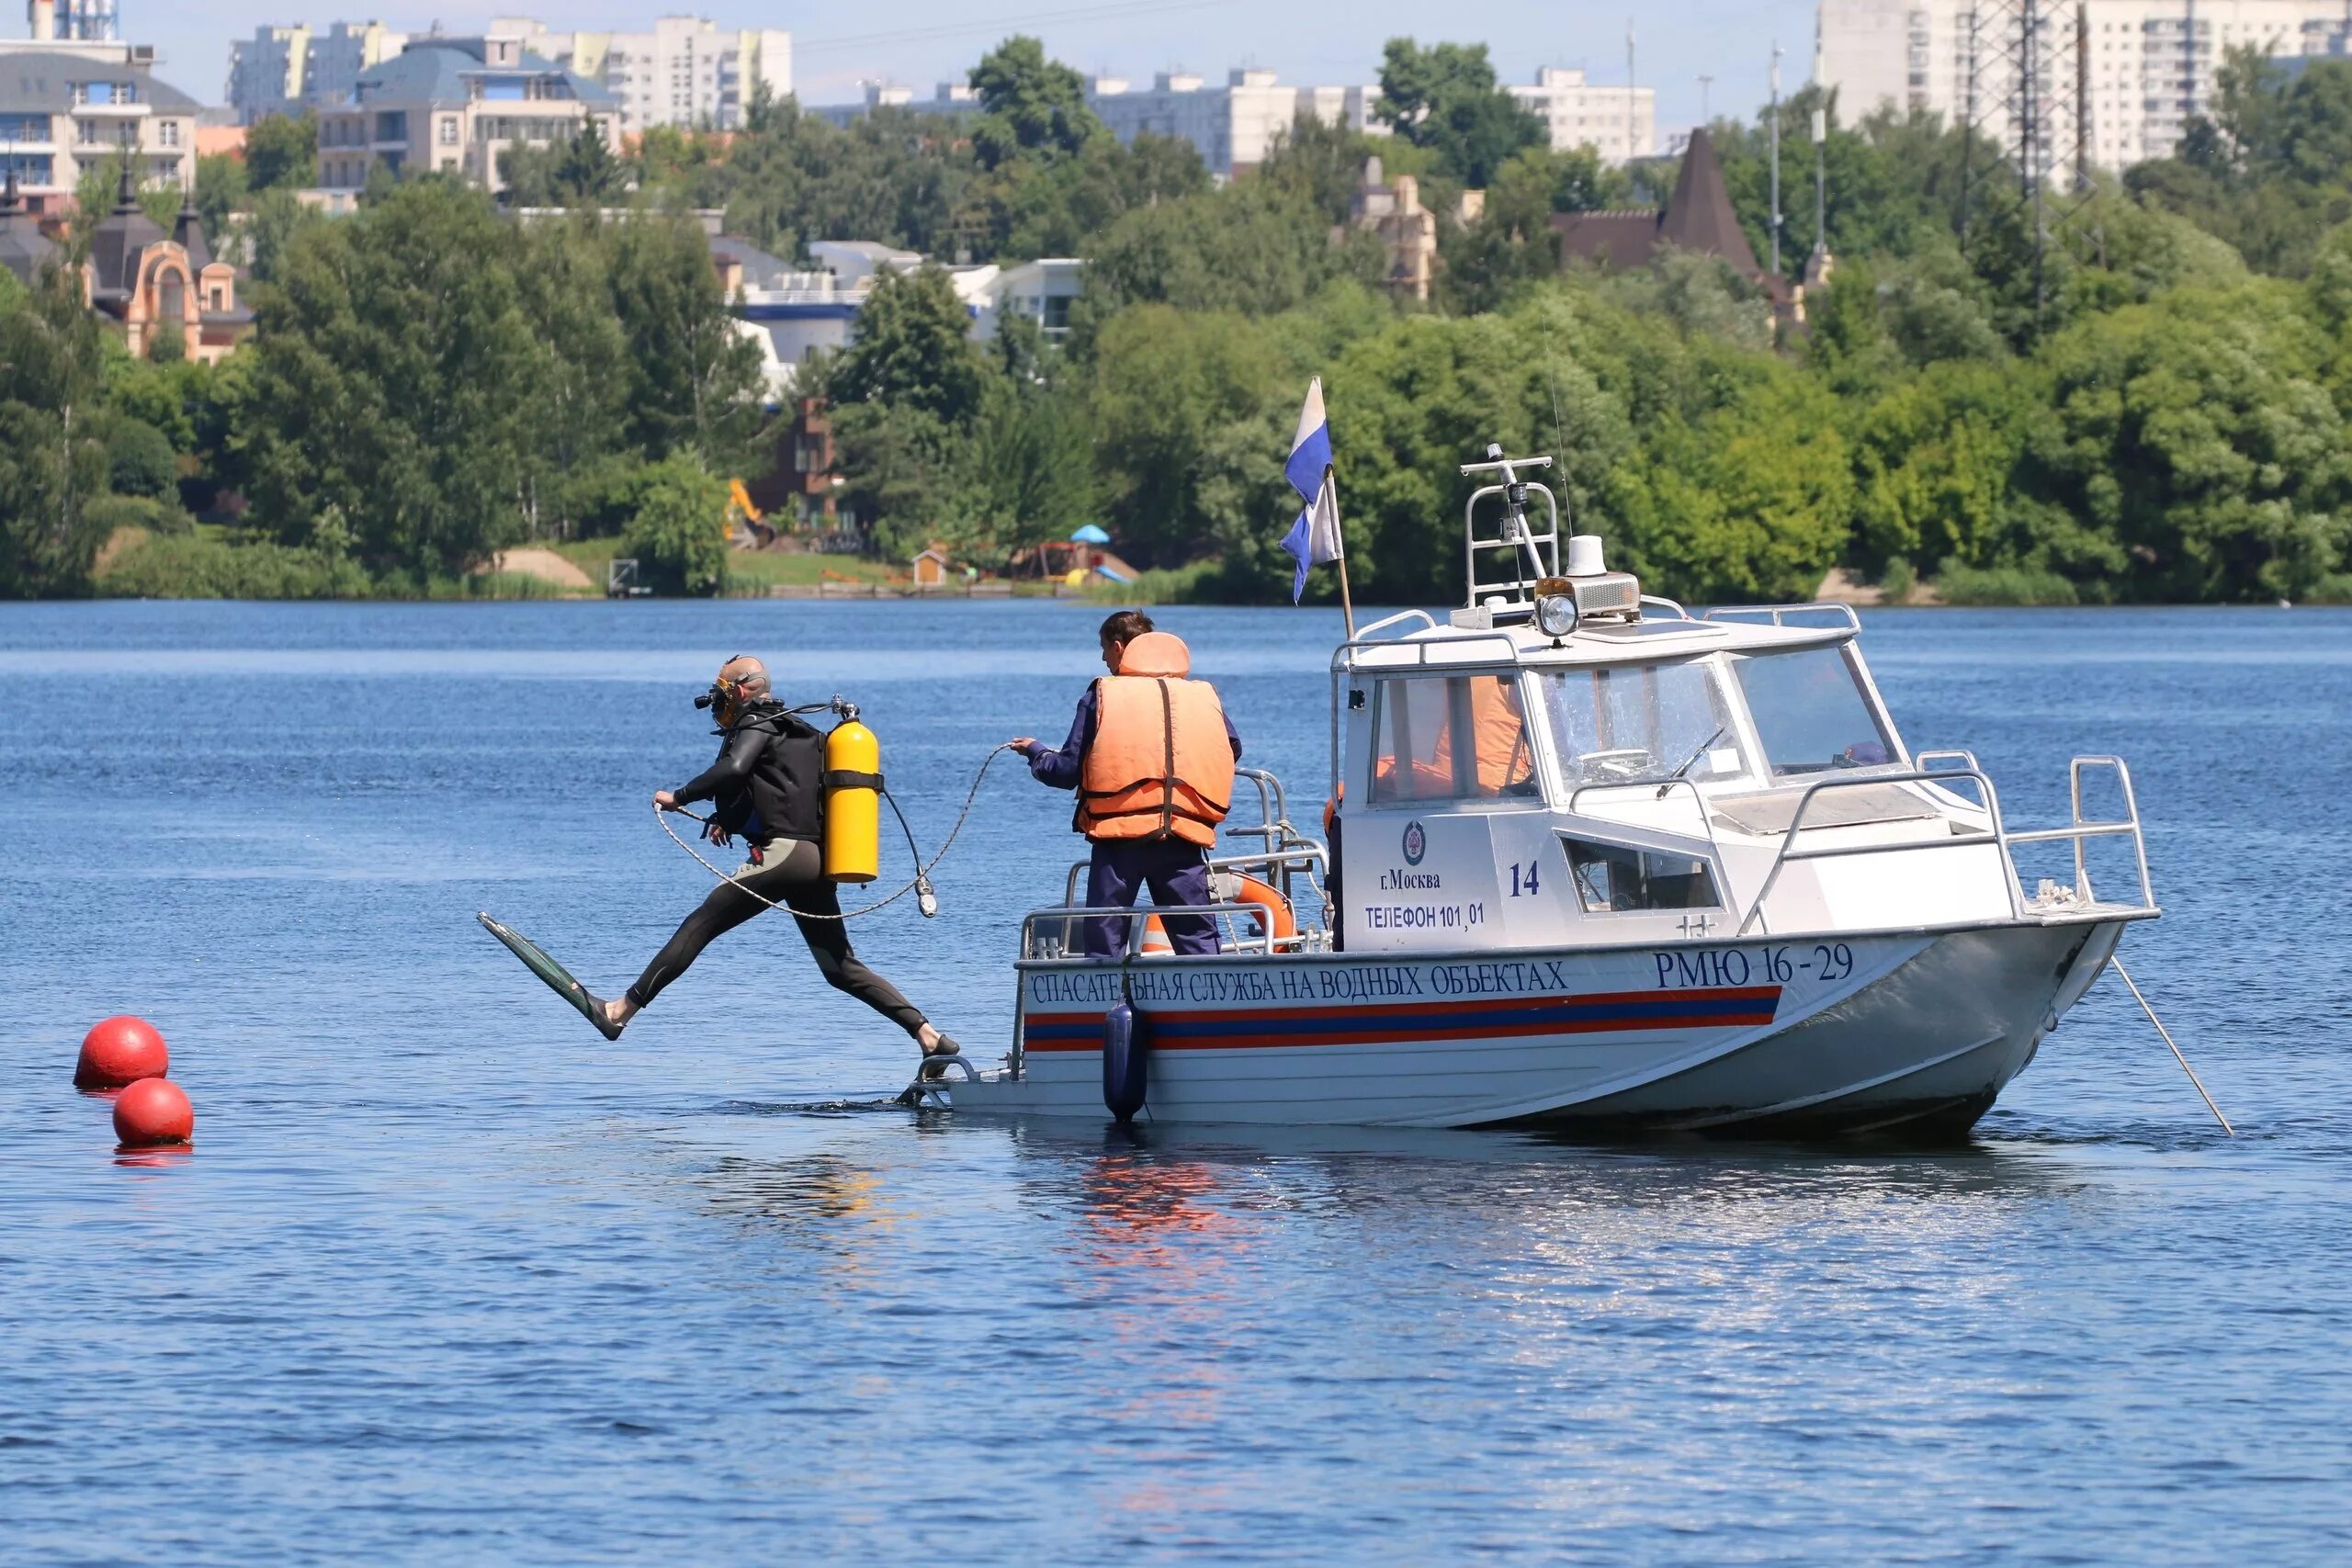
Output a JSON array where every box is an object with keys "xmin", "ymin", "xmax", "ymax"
[
  {"xmin": 1327, "ymin": 463, "xmax": 1357, "ymax": 641},
  {"xmin": 2113, "ymin": 957, "xmax": 2233, "ymax": 1135}
]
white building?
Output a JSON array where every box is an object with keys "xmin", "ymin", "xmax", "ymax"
[
  {"xmin": 1508, "ymin": 66, "xmax": 1656, "ymax": 164},
  {"xmin": 809, "ymin": 80, "xmax": 978, "ymax": 126},
  {"xmin": 1822, "ymin": 0, "xmax": 2352, "ymax": 171},
  {"xmin": 1, "ymin": 7, "xmax": 197, "ymax": 209},
  {"xmin": 313, "ymin": 32, "xmax": 618, "ymax": 194},
  {"xmin": 500, "ymin": 16, "xmax": 790, "ymax": 133},
  {"xmin": 1084, "ymin": 69, "xmax": 1384, "ymax": 178},
  {"xmin": 227, "ymin": 21, "xmax": 407, "ymax": 125}
]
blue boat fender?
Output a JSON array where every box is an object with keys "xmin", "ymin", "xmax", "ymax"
[{"xmin": 1102, "ymin": 1001, "xmax": 1150, "ymax": 1122}]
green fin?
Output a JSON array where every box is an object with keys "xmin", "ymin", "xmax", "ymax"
[{"xmin": 478, "ymin": 911, "xmax": 601, "ymax": 1028}]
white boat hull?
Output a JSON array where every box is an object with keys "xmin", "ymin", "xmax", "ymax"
[{"xmin": 944, "ymin": 916, "xmax": 2136, "ymax": 1135}]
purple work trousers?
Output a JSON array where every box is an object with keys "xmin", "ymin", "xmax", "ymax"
[{"xmin": 1083, "ymin": 838, "xmax": 1217, "ymax": 958}]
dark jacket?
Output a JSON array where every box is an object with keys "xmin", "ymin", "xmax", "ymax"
[{"xmin": 673, "ymin": 703, "xmax": 826, "ymax": 842}]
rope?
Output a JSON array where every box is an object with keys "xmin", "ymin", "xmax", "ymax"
[{"xmin": 655, "ymin": 743, "xmax": 1020, "ymax": 922}]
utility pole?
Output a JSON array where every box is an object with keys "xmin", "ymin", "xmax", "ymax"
[
  {"xmin": 1699, "ymin": 73, "xmax": 1713, "ymax": 124},
  {"xmin": 1626, "ymin": 22, "xmax": 1638, "ymax": 164},
  {"xmin": 1812, "ymin": 6, "xmax": 1827, "ymax": 263},
  {"xmin": 1769, "ymin": 39, "xmax": 1784, "ymax": 276}
]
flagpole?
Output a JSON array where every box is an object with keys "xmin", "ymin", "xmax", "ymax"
[{"xmin": 1326, "ymin": 462, "xmax": 1356, "ymax": 640}]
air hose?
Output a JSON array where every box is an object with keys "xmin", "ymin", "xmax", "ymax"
[{"xmin": 654, "ymin": 742, "xmax": 1020, "ymax": 923}]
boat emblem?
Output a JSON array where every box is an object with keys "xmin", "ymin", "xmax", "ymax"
[{"xmin": 1402, "ymin": 820, "xmax": 1427, "ymax": 865}]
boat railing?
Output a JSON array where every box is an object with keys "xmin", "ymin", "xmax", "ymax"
[
  {"xmin": 1641, "ymin": 595, "xmax": 1694, "ymax": 620},
  {"xmin": 1701, "ymin": 604, "xmax": 1863, "ymax": 633},
  {"xmin": 1460, "ymin": 452, "xmax": 1561, "ymax": 608},
  {"xmin": 1733, "ymin": 760, "xmax": 2156, "ymax": 936},
  {"xmin": 1329, "ymin": 626, "xmax": 1521, "ymax": 673},
  {"xmin": 1057, "ymin": 844, "xmax": 1333, "ymax": 950},
  {"xmin": 1020, "ymin": 902, "xmax": 1279, "ymax": 962}
]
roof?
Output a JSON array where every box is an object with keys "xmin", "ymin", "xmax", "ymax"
[
  {"xmin": 1550, "ymin": 209, "xmax": 1662, "ymax": 272},
  {"xmin": 348, "ymin": 42, "xmax": 616, "ymax": 108},
  {"xmin": 710, "ymin": 233, "xmax": 797, "ymax": 291},
  {"xmin": 0, "ymin": 169, "xmax": 57, "ymax": 282},
  {"xmin": 1656, "ymin": 128, "xmax": 1760, "ymax": 275},
  {"xmin": 87, "ymin": 169, "xmax": 164, "ymax": 299},
  {"xmin": 1553, "ymin": 128, "xmax": 1770, "ymax": 282},
  {"xmin": 172, "ymin": 197, "xmax": 211, "ymax": 273},
  {"xmin": 0, "ymin": 51, "xmax": 199, "ymax": 115}
]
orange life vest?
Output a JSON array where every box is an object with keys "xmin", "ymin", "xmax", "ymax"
[{"xmin": 1078, "ymin": 631, "xmax": 1235, "ymax": 847}]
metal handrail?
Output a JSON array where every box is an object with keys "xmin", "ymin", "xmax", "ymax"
[
  {"xmin": 1702, "ymin": 604, "xmax": 1863, "ymax": 633},
  {"xmin": 1732, "ymin": 760, "xmax": 2155, "ymax": 936},
  {"xmin": 1020, "ymin": 901, "xmax": 1276, "ymax": 960},
  {"xmin": 1058, "ymin": 845, "xmax": 1331, "ymax": 919},
  {"xmin": 1330, "ymin": 627, "xmax": 1521, "ymax": 674},
  {"xmin": 1640, "ymin": 594, "xmax": 1694, "ymax": 620},
  {"xmin": 1735, "ymin": 767, "xmax": 2017, "ymax": 936},
  {"xmin": 1353, "ymin": 608, "xmax": 1438, "ymax": 640},
  {"xmin": 1915, "ymin": 749, "xmax": 1982, "ymax": 773}
]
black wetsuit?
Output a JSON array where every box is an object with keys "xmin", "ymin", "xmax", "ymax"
[{"xmin": 625, "ymin": 703, "xmax": 928, "ymax": 1037}]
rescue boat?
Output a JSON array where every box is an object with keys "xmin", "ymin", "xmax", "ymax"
[{"xmin": 940, "ymin": 445, "xmax": 2159, "ymax": 1135}]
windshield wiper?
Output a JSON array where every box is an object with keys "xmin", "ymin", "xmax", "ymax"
[{"xmin": 1657, "ymin": 726, "xmax": 1727, "ymax": 797}]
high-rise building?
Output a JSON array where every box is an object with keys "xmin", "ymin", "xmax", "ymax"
[
  {"xmin": 227, "ymin": 21, "xmax": 407, "ymax": 124},
  {"xmin": 1508, "ymin": 67, "xmax": 1657, "ymax": 164},
  {"xmin": 502, "ymin": 16, "xmax": 790, "ymax": 133},
  {"xmin": 1082, "ymin": 69, "xmax": 1383, "ymax": 179},
  {"xmin": 231, "ymin": 16, "xmax": 787, "ymax": 134},
  {"xmin": 1821, "ymin": 0, "xmax": 2352, "ymax": 172}
]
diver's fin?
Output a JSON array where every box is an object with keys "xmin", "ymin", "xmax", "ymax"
[{"xmin": 477, "ymin": 912, "xmax": 624, "ymax": 1041}]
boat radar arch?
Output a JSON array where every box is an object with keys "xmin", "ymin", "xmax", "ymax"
[{"xmin": 1454, "ymin": 444, "xmax": 1641, "ymax": 637}]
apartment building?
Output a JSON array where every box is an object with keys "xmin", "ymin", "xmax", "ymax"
[
  {"xmin": 499, "ymin": 16, "xmax": 790, "ymax": 133},
  {"xmin": 1822, "ymin": 0, "xmax": 2352, "ymax": 170},
  {"xmin": 226, "ymin": 21, "xmax": 407, "ymax": 124},
  {"xmin": 1508, "ymin": 66, "xmax": 1657, "ymax": 163},
  {"xmin": 0, "ymin": 7, "xmax": 198, "ymax": 210},
  {"xmin": 313, "ymin": 32, "xmax": 618, "ymax": 193},
  {"xmin": 1083, "ymin": 68, "xmax": 1383, "ymax": 178}
]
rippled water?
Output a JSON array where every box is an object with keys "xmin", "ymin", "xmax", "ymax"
[{"xmin": 3, "ymin": 602, "xmax": 2347, "ymax": 1563}]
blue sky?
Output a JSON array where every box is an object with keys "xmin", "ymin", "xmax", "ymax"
[{"xmin": 135, "ymin": 1, "xmax": 1822, "ymax": 133}]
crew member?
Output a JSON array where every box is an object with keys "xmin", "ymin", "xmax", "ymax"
[
  {"xmin": 586, "ymin": 656, "xmax": 957, "ymax": 1068},
  {"xmin": 1011, "ymin": 612, "xmax": 1241, "ymax": 958}
]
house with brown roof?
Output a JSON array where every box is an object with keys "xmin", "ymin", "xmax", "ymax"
[
  {"xmin": 1551, "ymin": 128, "xmax": 1801, "ymax": 314},
  {"xmin": 77, "ymin": 166, "xmax": 253, "ymax": 362}
]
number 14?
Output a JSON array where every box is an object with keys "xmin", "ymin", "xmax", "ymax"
[{"xmin": 1509, "ymin": 860, "xmax": 1543, "ymax": 897}]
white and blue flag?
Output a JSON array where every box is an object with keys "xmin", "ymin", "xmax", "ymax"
[{"xmin": 1280, "ymin": 378, "xmax": 1342, "ymax": 604}]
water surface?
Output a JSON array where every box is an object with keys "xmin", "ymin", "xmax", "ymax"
[{"xmin": 2, "ymin": 603, "xmax": 2346, "ymax": 1563}]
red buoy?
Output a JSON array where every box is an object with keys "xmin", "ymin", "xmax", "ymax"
[
  {"xmin": 113, "ymin": 1077, "xmax": 194, "ymax": 1149},
  {"xmin": 75, "ymin": 1016, "xmax": 168, "ymax": 1090}
]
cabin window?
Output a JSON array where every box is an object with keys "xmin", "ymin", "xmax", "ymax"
[
  {"xmin": 1369, "ymin": 675, "xmax": 1536, "ymax": 804},
  {"xmin": 1730, "ymin": 646, "xmax": 1898, "ymax": 777},
  {"xmin": 1563, "ymin": 839, "xmax": 1722, "ymax": 913},
  {"xmin": 1540, "ymin": 659, "xmax": 1745, "ymax": 791}
]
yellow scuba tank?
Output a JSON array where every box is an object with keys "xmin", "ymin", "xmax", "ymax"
[{"xmin": 823, "ymin": 714, "xmax": 881, "ymax": 884}]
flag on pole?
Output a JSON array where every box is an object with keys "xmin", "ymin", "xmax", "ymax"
[{"xmin": 1281, "ymin": 378, "xmax": 1341, "ymax": 604}]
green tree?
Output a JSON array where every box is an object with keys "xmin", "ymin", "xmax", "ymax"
[
  {"xmin": 556, "ymin": 119, "xmax": 624, "ymax": 202},
  {"xmin": 830, "ymin": 264, "xmax": 986, "ymax": 424},
  {"xmin": 604, "ymin": 215, "xmax": 768, "ymax": 469},
  {"xmin": 237, "ymin": 180, "xmax": 557, "ymax": 579},
  {"xmin": 968, "ymin": 36, "xmax": 1102, "ymax": 169},
  {"xmin": 1081, "ymin": 179, "xmax": 1387, "ymax": 319},
  {"xmin": 624, "ymin": 456, "xmax": 730, "ymax": 594},
  {"xmin": 104, "ymin": 415, "xmax": 179, "ymax": 498},
  {"xmin": 245, "ymin": 110, "xmax": 320, "ymax": 192},
  {"xmin": 0, "ymin": 273, "xmax": 113, "ymax": 595},
  {"xmin": 1374, "ymin": 39, "xmax": 1544, "ymax": 186}
]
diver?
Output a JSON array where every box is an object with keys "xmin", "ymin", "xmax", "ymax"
[
  {"xmin": 580, "ymin": 656, "xmax": 958, "ymax": 1069},
  {"xmin": 1010, "ymin": 611, "xmax": 1241, "ymax": 958}
]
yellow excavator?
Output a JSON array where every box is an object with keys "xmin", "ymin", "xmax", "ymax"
[{"xmin": 725, "ymin": 479, "xmax": 775, "ymax": 548}]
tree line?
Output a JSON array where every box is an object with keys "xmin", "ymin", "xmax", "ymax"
[{"xmin": 8, "ymin": 37, "xmax": 2352, "ymax": 603}]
